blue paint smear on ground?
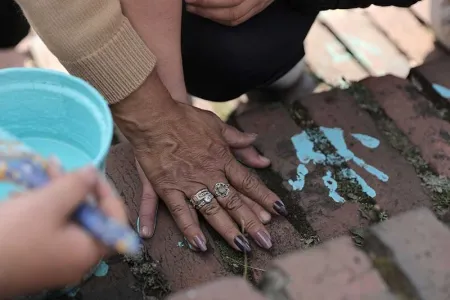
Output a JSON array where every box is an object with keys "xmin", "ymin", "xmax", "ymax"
[
  {"xmin": 433, "ymin": 83, "xmax": 450, "ymax": 99},
  {"xmin": 351, "ymin": 133, "xmax": 380, "ymax": 149},
  {"xmin": 289, "ymin": 127, "xmax": 389, "ymax": 202},
  {"xmin": 94, "ymin": 261, "xmax": 109, "ymax": 277},
  {"xmin": 322, "ymin": 171, "xmax": 345, "ymax": 203}
]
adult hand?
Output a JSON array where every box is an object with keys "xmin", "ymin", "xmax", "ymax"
[
  {"xmin": 135, "ymin": 131, "xmax": 274, "ymax": 240},
  {"xmin": 112, "ymin": 72, "xmax": 287, "ymax": 253},
  {"xmin": 0, "ymin": 163, "xmax": 128, "ymax": 297},
  {"xmin": 185, "ymin": 0, "xmax": 274, "ymax": 26}
]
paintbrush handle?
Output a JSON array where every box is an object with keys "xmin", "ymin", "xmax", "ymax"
[{"xmin": 0, "ymin": 127, "xmax": 141, "ymax": 255}]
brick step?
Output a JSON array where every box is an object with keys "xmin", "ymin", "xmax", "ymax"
[
  {"xmin": 168, "ymin": 207, "xmax": 450, "ymax": 300},
  {"xmin": 232, "ymin": 76, "xmax": 432, "ymax": 241}
]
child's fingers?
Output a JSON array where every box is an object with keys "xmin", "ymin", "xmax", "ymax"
[
  {"xmin": 94, "ymin": 176, "xmax": 128, "ymax": 224},
  {"xmin": 35, "ymin": 165, "xmax": 98, "ymax": 216},
  {"xmin": 47, "ymin": 156, "xmax": 63, "ymax": 179}
]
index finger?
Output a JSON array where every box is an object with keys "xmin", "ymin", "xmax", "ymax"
[
  {"xmin": 95, "ymin": 176, "xmax": 128, "ymax": 225},
  {"xmin": 225, "ymin": 160, "xmax": 288, "ymax": 216},
  {"xmin": 186, "ymin": 0, "xmax": 243, "ymax": 8}
]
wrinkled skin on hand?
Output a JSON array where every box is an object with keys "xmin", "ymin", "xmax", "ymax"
[{"xmin": 132, "ymin": 103, "xmax": 284, "ymax": 252}]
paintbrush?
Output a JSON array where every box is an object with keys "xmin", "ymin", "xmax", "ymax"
[{"xmin": 0, "ymin": 127, "xmax": 141, "ymax": 255}]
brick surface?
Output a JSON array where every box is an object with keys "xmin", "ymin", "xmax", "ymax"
[
  {"xmin": 366, "ymin": 6, "xmax": 444, "ymax": 66},
  {"xmin": 410, "ymin": 55, "xmax": 450, "ymax": 102},
  {"xmin": 167, "ymin": 277, "xmax": 265, "ymax": 300},
  {"xmin": 78, "ymin": 261, "xmax": 141, "ymax": 300},
  {"xmin": 363, "ymin": 75, "xmax": 450, "ymax": 177},
  {"xmin": 234, "ymin": 103, "xmax": 369, "ymax": 240},
  {"xmin": 299, "ymin": 89, "xmax": 431, "ymax": 234},
  {"xmin": 106, "ymin": 144, "xmax": 229, "ymax": 290},
  {"xmin": 319, "ymin": 9, "xmax": 410, "ymax": 78},
  {"xmin": 268, "ymin": 236, "xmax": 388, "ymax": 300},
  {"xmin": 366, "ymin": 207, "xmax": 450, "ymax": 300},
  {"xmin": 305, "ymin": 21, "xmax": 368, "ymax": 83}
]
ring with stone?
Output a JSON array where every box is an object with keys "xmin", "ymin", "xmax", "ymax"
[
  {"xmin": 214, "ymin": 182, "xmax": 230, "ymax": 198},
  {"xmin": 190, "ymin": 188, "xmax": 214, "ymax": 210}
]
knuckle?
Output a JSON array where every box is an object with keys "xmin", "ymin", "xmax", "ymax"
[
  {"xmin": 181, "ymin": 222, "xmax": 196, "ymax": 234},
  {"xmin": 168, "ymin": 202, "xmax": 186, "ymax": 216},
  {"xmin": 224, "ymin": 226, "xmax": 238, "ymax": 238},
  {"xmin": 229, "ymin": 19, "xmax": 241, "ymax": 26},
  {"xmin": 212, "ymin": 143, "xmax": 231, "ymax": 160},
  {"xmin": 242, "ymin": 173, "xmax": 260, "ymax": 191},
  {"xmin": 228, "ymin": 8, "xmax": 238, "ymax": 21},
  {"xmin": 224, "ymin": 194, "xmax": 243, "ymax": 211},
  {"xmin": 244, "ymin": 218, "xmax": 260, "ymax": 231},
  {"xmin": 201, "ymin": 202, "xmax": 221, "ymax": 217}
]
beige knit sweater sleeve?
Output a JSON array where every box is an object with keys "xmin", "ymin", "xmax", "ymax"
[{"xmin": 15, "ymin": 0, "xmax": 157, "ymax": 104}]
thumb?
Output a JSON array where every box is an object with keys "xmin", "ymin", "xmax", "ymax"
[
  {"xmin": 34, "ymin": 165, "xmax": 98, "ymax": 217},
  {"xmin": 221, "ymin": 124, "xmax": 257, "ymax": 148}
]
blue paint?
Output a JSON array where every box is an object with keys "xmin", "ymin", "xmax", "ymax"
[
  {"xmin": 321, "ymin": 127, "xmax": 389, "ymax": 184},
  {"xmin": 351, "ymin": 133, "xmax": 380, "ymax": 149},
  {"xmin": 0, "ymin": 68, "xmax": 113, "ymax": 201},
  {"xmin": 94, "ymin": 261, "xmax": 109, "ymax": 277},
  {"xmin": 340, "ymin": 168, "xmax": 376, "ymax": 198},
  {"xmin": 289, "ymin": 126, "xmax": 389, "ymax": 202},
  {"xmin": 322, "ymin": 171, "xmax": 345, "ymax": 203},
  {"xmin": 0, "ymin": 68, "xmax": 114, "ymax": 297},
  {"xmin": 433, "ymin": 83, "xmax": 450, "ymax": 99},
  {"xmin": 289, "ymin": 132, "xmax": 326, "ymax": 191},
  {"xmin": 288, "ymin": 164, "xmax": 309, "ymax": 191}
]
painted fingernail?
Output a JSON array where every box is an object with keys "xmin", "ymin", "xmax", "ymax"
[
  {"xmin": 140, "ymin": 226, "xmax": 150, "ymax": 238},
  {"xmin": 273, "ymin": 200, "xmax": 288, "ymax": 216},
  {"xmin": 193, "ymin": 236, "xmax": 207, "ymax": 252},
  {"xmin": 249, "ymin": 133, "xmax": 258, "ymax": 139},
  {"xmin": 234, "ymin": 235, "xmax": 251, "ymax": 253},
  {"xmin": 255, "ymin": 230, "xmax": 272, "ymax": 249},
  {"xmin": 184, "ymin": 237, "xmax": 198, "ymax": 251},
  {"xmin": 259, "ymin": 155, "xmax": 271, "ymax": 164},
  {"xmin": 260, "ymin": 211, "xmax": 272, "ymax": 224}
]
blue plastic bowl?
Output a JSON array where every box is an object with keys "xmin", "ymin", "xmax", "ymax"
[{"xmin": 0, "ymin": 68, "xmax": 113, "ymax": 298}]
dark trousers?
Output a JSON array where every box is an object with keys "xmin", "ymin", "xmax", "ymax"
[
  {"xmin": 0, "ymin": 0, "xmax": 30, "ymax": 48},
  {"xmin": 2, "ymin": 0, "xmax": 316, "ymax": 102},
  {"xmin": 182, "ymin": 0, "xmax": 317, "ymax": 101}
]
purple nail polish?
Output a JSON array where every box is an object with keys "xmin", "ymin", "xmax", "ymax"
[
  {"xmin": 273, "ymin": 200, "xmax": 288, "ymax": 216},
  {"xmin": 234, "ymin": 235, "xmax": 251, "ymax": 253},
  {"xmin": 255, "ymin": 231, "xmax": 272, "ymax": 249},
  {"xmin": 193, "ymin": 236, "xmax": 207, "ymax": 252}
]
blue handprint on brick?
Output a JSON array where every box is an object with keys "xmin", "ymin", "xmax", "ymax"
[{"xmin": 288, "ymin": 127, "xmax": 389, "ymax": 203}]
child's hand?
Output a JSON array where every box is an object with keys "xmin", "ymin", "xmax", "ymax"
[{"xmin": 0, "ymin": 163, "xmax": 128, "ymax": 297}]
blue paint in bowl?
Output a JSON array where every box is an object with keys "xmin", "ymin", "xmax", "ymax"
[
  {"xmin": 0, "ymin": 68, "xmax": 113, "ymax": 298},
  {"xmin": 0, "ymin": 68, "xmax": 113, "ymax": 200}
]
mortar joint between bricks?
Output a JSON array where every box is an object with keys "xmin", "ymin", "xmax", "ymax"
[
  {"xmin": 345, "ymin": 81, "xmax": 450, "ymax": 218},
  {"xmin": 361, "ymin": 231, "xmax": 423, "ymax": 300}
]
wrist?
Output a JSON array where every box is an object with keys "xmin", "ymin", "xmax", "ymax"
[{"xmin": 110, "ymin": 71, "xmax": 181, "ymax": 146}]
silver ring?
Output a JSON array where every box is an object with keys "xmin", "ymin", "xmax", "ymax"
[
  {"xmin": 190, "ymin": 189, "xmax": 214, "ymax": 210},
  {"xmin": 214, "ymin": 183, "xmax": 230, "ymax": 198}
]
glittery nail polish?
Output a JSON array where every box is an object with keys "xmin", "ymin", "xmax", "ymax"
[
  {"xmin": 234, "ymin": 235, "xmax": 251, "ymax": 253},
  {"xmin": 273, "ymin": 200, "xmax": 288, "ymax": 216}
]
